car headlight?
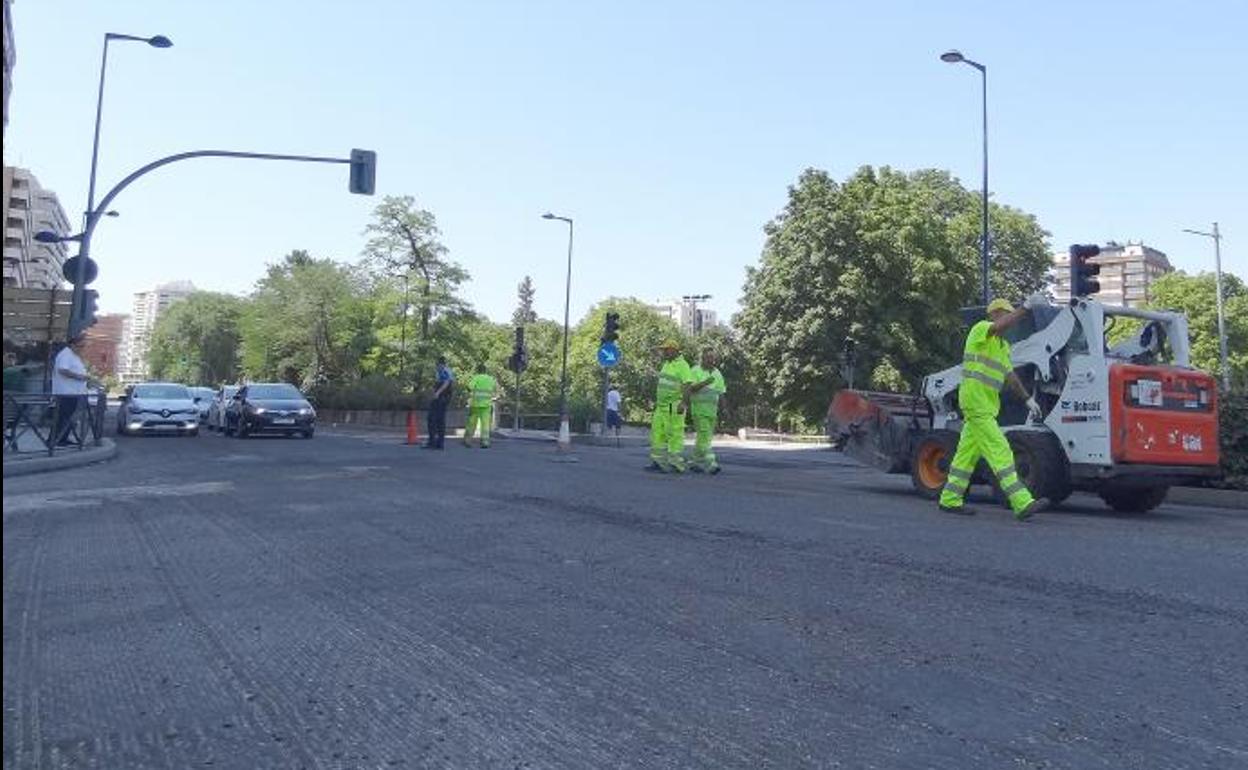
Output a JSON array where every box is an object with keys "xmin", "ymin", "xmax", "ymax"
[{"xmin": 299, "ymin": 407, "xmax": 312, "ymax": 415}]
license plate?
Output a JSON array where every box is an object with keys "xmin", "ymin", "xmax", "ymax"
[{"xmin": 272, "ymin": 418, "xmax": 295, "ymax": 425}]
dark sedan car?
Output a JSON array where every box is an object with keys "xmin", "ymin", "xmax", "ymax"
[{"xmin": 224, "ymin": 382, "xmax": 316, "ymax": 438}]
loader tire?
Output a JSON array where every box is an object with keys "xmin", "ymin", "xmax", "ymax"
[
  {"xmin": 1099, "ymin": 484, "xmax": 1169, "ymax": 513},
  {"xmin": 910, "ymin": 431, "xmax": 959, "ymax": 499},
  {"xmin": 1001, "ymin": 431, "xmax": 1072, "ymax": 506}
]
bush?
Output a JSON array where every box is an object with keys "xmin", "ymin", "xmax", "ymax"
[
  {"xmin": 310, "ymin": 375, "xmax": 421, "ymax": 411},
  {"xmin": 1217, "ymin": 388, "xmax": 1248, "ymax": 490}
]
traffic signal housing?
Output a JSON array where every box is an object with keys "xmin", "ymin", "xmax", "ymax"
[
  {"xmin": 508, "ymin": 326, "xmax": 528, "ymax": 373},
  {"xmin": 1069, "ymin": 244, "xmax": 1102, "ymax": 300},
  {"xmin": 602, "ymin": 312, "xmax": 621, "ymax": 344},
  {"xmin": 348, "ymin": 149, "xmax": 377, "ymax": 195}
]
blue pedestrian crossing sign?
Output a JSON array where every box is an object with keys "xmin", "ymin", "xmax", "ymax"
[{"xmin": 597, "ymin": 342, "xmax": 621, "ymax": 368}]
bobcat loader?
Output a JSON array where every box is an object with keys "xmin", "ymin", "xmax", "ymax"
[{"xmin": 827, "ymin": 297, "xmax": 1221, "ymax": 512}]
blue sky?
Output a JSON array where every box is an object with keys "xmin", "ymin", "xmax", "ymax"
[{"xmin": 6, "ymin": 0, "xmax": 1245, "ymax": 323}]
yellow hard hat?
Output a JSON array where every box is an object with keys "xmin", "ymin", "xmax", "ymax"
[{"xmin": 986, "ymin": 298, "xmax": 1014, "ymax": 315}]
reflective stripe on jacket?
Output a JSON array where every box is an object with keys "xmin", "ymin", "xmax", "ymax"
[{"xmin": 958, "ymin": 320, "xmax": 1012, "ymax": 418}]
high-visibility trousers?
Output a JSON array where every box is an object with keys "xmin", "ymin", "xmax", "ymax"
[
  {"xmin": 688, "ymin": 411, "xmax": 718, "ymax": 471},
  {"xmin": 938, "ymin": 415, "xmax": 1036, "ymax": 513},
  {"xmin": 463, "ymin": 405, "xmax": 492, "ymax": 446},
  {"xmin": 649, "ymin": 401, "xmax": 687, "ymax": 470}
]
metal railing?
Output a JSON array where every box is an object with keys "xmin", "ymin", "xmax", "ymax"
[{"xmin": 3, "ymin": 390, "xmax": 107, "ymax": 457}]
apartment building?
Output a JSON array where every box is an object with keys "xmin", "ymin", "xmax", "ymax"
[{"xmin": 1051, "ymin": 241, "xmax": 1173, "ymax": 307}]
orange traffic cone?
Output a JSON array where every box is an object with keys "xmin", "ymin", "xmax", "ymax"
[{"xmin": 405, "ymin": 410, "xmax": 420, "ymax": 445}]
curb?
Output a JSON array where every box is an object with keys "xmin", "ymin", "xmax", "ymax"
[
  {"xmin": 2, "ymin": 439, "xmax": 118, "ymax": 478},
  {"xmin": 1168, "ymin": 485, "xmax": 1248, "ymax": 511}
]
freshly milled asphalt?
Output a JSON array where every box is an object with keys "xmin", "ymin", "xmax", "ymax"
[{"xmin": 4, "ymin": 426, "xmax": 1246, "ymax": 769}]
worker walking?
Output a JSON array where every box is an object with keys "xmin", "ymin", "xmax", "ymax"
[
  {"xmin": 939, "ymin": 296, "xmax": 1050, "ymax": 520},
  {"xmin": 647, "ymin": 339, "xmax": 693, "ymax": 473},
  {"xmin": 463, "ymin": 368, "xmax": 498, "ymax": 449},
  {"xmin": 687, "ymin": 350, "xmax": 726, "ymax": 474}
]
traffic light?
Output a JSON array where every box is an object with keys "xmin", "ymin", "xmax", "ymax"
[
  {"xmin": 69, "ymin": 289, "xmax": 98, "ymax": 339},
  {"xmin": 602, "ymin": 312, "xmax": 621, "ymax": 344},
  {"xmin": 508, "ymin": 326, "xmax": 528, "ymax": 373},
  {"xmin": 1069, "ymin": 244, "xmax": 1102, "ymax": 299},
  {"xmin": 348, "ymin": 149, "xmax": 377, "ymax": 195}
]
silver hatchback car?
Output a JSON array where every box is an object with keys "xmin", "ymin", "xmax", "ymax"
[{"xmin": 117, "ymin": 382, "xmax": 201, "ymax": 436}]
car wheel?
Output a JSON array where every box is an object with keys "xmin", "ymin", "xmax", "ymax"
[{"xmin": 301, "ymin": 428, "xmax": 314, "ymax": 439}]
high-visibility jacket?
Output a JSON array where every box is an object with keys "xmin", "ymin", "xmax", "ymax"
[
  {"xmin": 958, "ymin": 320, "xmax": 1013, "ymax": 418},
  {"xmin": 656, "ymin": 357, "xmax": 693, "ymax": 406},
  {"xmin": 467, "ymin": 373, "xmax": 497, "ymax": 408},
  {"xmin": 689, "ymin": 366, "xmax": 726, "ymax": 417}
]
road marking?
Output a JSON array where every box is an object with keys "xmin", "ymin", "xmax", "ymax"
[
  {"xmin": 289, "ymin": 465, "xmax": 392, "ymax": 480},
  {"xmin": 812, "ymin": 516, "xmax": 881, "ymax": 531},
  {"xmin": 3, "ymin": 481, "xmax": 234, "ymax": 515}
]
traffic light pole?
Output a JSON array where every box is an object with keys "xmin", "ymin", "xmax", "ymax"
[
  {"xmin": 514, "ymin": 368, "xmax": 522, "ymax": 431},
  {"xmin": 67, "ymin": 149, "xmax": 365, "ymax": 335}
]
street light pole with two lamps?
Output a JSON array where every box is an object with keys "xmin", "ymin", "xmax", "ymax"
[{"xmin": 70, "ymin": 32, "xmax": 173, "ymax": 335}]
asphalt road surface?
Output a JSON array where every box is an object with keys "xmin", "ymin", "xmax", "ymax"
[{"xmin": 4, "ymin": 427, "xmax": 1246, "ymax": 769}]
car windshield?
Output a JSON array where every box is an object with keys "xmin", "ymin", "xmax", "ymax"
[
  {"xmin": 247, "ymin": 384, "xmax": 303, "ymax": 400},
  {"xmin": 220, "ymin": 387, "xmax": 238, "ymax": 399},
  {"xmin": 133, "ymin": 384, "xmax": 190, "ymax": 400},
  {"xmin": 190, "ymin": 388, "xmax": 214, "ymax": 400}
]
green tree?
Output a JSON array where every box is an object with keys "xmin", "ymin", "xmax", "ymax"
[
  {"xmin": 512, "ymin": 275, "xmax": 538, "ymax": 327},
  {"xmin": 737, "ymin": 166, "xmax": 1052, "ymax": 425},
  {"xmin": 361, "ymin": 196, "xmax": 469, "ymax": 391},
  {"xmin": 691, "ymin": 325, "xmax": 762, "ymax": 432},
  {"xmin": 149, "ymin": 292, "xmax": 245, "ymax": 385},
  {"xmin": 238, "ymin": 251, "xmax": 375, "ymax": 389},
  {"xmin": 568, "ymin": 298, "xmax": 687, "ymax": 424},
  {"xmin": 1145, "ymin": 271, "xmax": 1248, "ymax": 387}
]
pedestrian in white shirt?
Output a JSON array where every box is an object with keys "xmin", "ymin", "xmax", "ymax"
[
  {"xmin": 51, "ymin": 335, "xmax": 92, "ymax": 445},
  {"xmin": 605, "ymin": 387, "xmax": 622, "ymax": 436}
]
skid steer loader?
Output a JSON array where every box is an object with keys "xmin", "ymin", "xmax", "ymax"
[{"xmin": 827, "ymin": 296, "xmax": 1221, "ymax": 512}]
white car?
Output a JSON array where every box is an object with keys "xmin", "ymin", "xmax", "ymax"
[
  {"xmin": 116, "ymin": 382, "xmax": 201, "ymax": 436},
  {"xmin": 188, "ymin": 386, "xmax": 215, "ymax": 424},
  {"xmin": 207, "ymin": 385, "xmax": 239, "ymax": 432}
]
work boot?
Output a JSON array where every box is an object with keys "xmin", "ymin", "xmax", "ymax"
[
  {"xmin": 938, "ymin": 504, "xmax": 976, "ymax": 516},
  {"xmin": 480, "ymin": 444, "xmax": 490, "ymax": 449},
  {"xmin": 708, "ymin": 466, "xmax": 721, "ymax": 476},
  {"xmin": 645, "ymin": 462, "xmax": 667, "ymax": 473},
  {"xmin": 1015, "ymin": 497, "xmax": 1050, "ymax": 522},
  {"xmin": 689, "ymin": 465, "xmax": 705, "ymax": 474}
]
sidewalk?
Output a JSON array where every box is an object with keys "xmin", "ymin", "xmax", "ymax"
[{"xmin": 3, "ymin": 436, "xmax": 118, "ymax": 478}]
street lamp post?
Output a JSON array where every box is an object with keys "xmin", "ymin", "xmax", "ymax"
[
  {"xmin": 1183, "ymin": 223, "xmax": 1231, "ymax": 390},
  {"xmin": 542, "ymin": 213, "xmax": 574, "ymax": 446},
  {"xmin": 71, "ymin": 32, "xmax": 172, "ymax": 333},
  {"xmin": 941, "ymin": 49, "xmax": 990, "ymax": 306}
]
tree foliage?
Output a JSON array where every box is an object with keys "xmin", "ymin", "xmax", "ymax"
[
  {"xmin": 361, "ymin": 195, "xmax": 469, "ymax": 390},
  {"xmin": 568, "ymin": 298, "xmax": 688, "ymax": 423},
  {"xmin": 238, "ymin": 251, "xmax": 375, "ymax": 389},
  {"xmin": 513, "ymin": 275, "xmax": 538, "ymax": 327},
  {"xmin": 1146, "ymin": 271, "xmax": 1248, "ymax": 387},
  {"xmin": 737, "ymin": 166, "xmax": 1052, "ymax": 425},
  {"xmin": 148, "ymin": 292, "xmax": 244, "ymax": 385}
]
